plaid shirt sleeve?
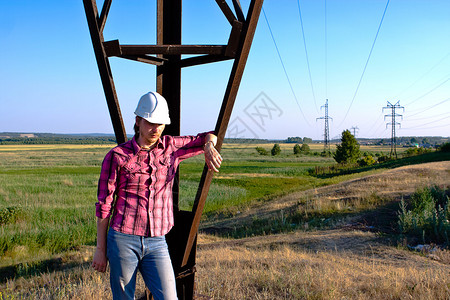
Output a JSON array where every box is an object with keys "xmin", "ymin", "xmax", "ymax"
[
  {"xmin": 96, "ymin": 149, "xmax": 120, "ymax": 219},
  {"xmin": 170, "ymin": 131, "xmax": 213, "ymax": 161}
]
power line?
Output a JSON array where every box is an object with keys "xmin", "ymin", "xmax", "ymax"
[
  {"xmin": 324, "ymin": 0, "xmax": 328, "ymax": 100},
  {"xmin": 407, "ymin": 98, "xmax": 450, "ymax": 118},
  {"xmin": 406, "ymin": 111, "xmax": 450, "ymax": 122},
  {"xmin": 365, "ymin": 111, "xmax": 384, "ymax": 137},
  {"xmin": 405, "ymin": 76, "xmax": 450, "ymax": 107},
  {"xmin": 297, "ymin": 0, "xmax": 319, "ymax": 113},
  {"xmin": 402, "ymin": 115, "xmax": 449, "ymax": 130},
  {"xmin": 392, "ymin": 50, "xmax": 450, "ymax": 101},
  {"xmin": 338, "ymin": 0, "xmax": 390, "ymax": 128},
  {"xmin": 402, "ymin": 123, "xmax": 450, "ymax": 131},
  {"xmin": 262, "ymin": 7, "xmax": 311, "ymax": 126}
]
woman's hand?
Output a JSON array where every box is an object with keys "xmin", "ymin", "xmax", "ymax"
[
  {"xmin": 92, "ymin": 247, "xmax": 108, "ymax": 273},
  {"xmin": 204, "ymin": 134, "xmax": 222, "ymax": 172}
]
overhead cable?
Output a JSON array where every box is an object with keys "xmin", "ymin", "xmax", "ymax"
[
  {"xmin": 407, "ymin": 98, "xmax": 450, "ymax": 118},
  {"xmin": 392, "ymin": 51, "xmax": 450, "ymax": 101},
  {"xmin": 365, "ymin": 111, "xmax": 384, "ymax": 137},
  {"xmin": 338, "ymin": 0, "xmax": 390, "ymax": 128},
  {"xmin": 297, "ymin": 0, "xmax": 319, "ymax": 113},
  {"xmin": 262, "ymin": 7, "xmax": 311, "ymax": 126},
  {"xmin": 402, "ymin": 115, "xmax": 450, "ymax": 130},
  {"xmin": 406, "ymin": 111, "xmax": 450, "ymax": 122},
  {"xmin": 402, "ymin": 124, "xmax": 449, "ymax": 131},
  {"xmin": 405, "ymin": 76, "xmax": 450, "ymax": 107},
  {"xmin": 324, "ymin": 0, "xmax": 328, "ymax": 99}
]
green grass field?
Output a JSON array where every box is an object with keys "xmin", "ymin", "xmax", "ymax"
[
  {"xmin": 1, "ymin": 142, "xmax": 450, "ymax": 299},
  {"xmin": 0, "ymin": 142, "xmax": 442, "ymax": 270}
]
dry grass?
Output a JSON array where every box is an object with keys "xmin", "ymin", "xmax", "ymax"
[
  {"xmin": 0, "ymin": 246, "xmax": 149, "ymax": 300},
  {"xmin": 203, "ymin": 161, "xmax": 450, "ymax": 230},
  {"xmin": 196, "ymin": 230, "xmax": 450, "ymax": 299},
  {"xmin": 2, "ymin": 231, "xmax": 448, "ymax": 300},
  {"xmin": 0, "ymin": 144, "xmax": 113, "ymax": 151},
  {"xmin": 1, "ymin": 161, "xmax": 449, "ymax": 299}
]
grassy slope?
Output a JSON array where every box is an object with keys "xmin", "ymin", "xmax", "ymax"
[{"xmin": 0, "ymin": 144, "xmax": 449, "ymax": 299}]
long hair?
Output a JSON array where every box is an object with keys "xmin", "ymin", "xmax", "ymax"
[{"xmin": 134, "ymin": 116, "xmax": 142, "ymax": 137}]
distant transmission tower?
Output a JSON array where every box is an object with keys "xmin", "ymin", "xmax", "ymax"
[
  {"xmin": 350, "ymin": 126, "xmax": 359, "ymax": 138},
  {"xmin": 383, "ymin": 101, "xmax": 404, "ymax": 159},
  {"xmin": 317, "ymin": 99, "xmax": 332, "ymax": 153}
]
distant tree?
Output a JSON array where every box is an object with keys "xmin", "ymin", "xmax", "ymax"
[
  {"xmin": 271, "ymin": 144, "xmax": 281, "ymax": 156},
  {"xmin": 287, "ymin": 137, "xmax": 302, "ymax": 143},
  {"xmin": 300, "ymin": 143, "xmax": 310, "ymax": 154},
  {"xmin": 255, "ymin": 147, "xmax": 268, "ymax": 156},
  {"xmin": 293, "ymin": 144, "xmax": 301, "ymax": 154},
  {"xmin": 410, "ymin": 137, "xmax": 418, "ymax": 144},
  {"xmin": 334, "ymin": 130, "xmax": 360, "ymax": 164},
  {"xmin": 303, "ymin": 137, "xmax": 313, "ymax": 144}
]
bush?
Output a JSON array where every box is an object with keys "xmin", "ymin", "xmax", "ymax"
[
  {"xmin": 358, "ymin": 155, "xmax": 376, "ymax": 166},
  {"xmin": 271, "ymin": 144, "xmax": 281, "ymax": 156},
  {"xmin": 294, "ymin": 143, "xmax": 310, "ymax": 155},
  {"xmin": 377, "ymin": 154, "xmax": 390, "ymax": 163},
  {"xmin": 398, "ymin": 186, "xmax": 449, "ymax": 245},
  {"xmin": 255, "ymin": 147, "xmax": 268, "ymax": 156},
  {"xmin": 300, "ymin": 144, "xmax": 310, "ymax": 154},
  {"xmin": 439, "ymin": 142, "xmax": 450, "ymax": 152},
  {"xmin": 320, "ymin": 150, "xmax": 331, "ymax": 157},
  {"xmin": 403, "ymin": 147, "xmax": 431, "ymax": 157},
  {"xmin": 0, "ymin": 206, "xmax": 24, "ymax": 225}
]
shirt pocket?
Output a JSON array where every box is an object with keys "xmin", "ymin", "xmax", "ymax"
[
  {"xmin": 122, "ymin": 161, "xmax": 146, "ymax": 180},
  {"xmin": 159, "ymin": 156, "xmax": 176, "ymax": 182}
]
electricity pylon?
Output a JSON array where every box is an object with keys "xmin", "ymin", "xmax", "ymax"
[
  {"xmin": 350, "ymin": 126, "xmax": 359, "ymax": 138},
  {"xmin": 383, "ymin": 101, "xmax": 404, "ymax": 159},
  {"xmin": 317, "ymin": 99, "xmax": 332, "ymax": 154}
]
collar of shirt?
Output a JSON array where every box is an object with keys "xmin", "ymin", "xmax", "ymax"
[{"xmin": 130, "ymin": 135, "xmax": 165, "ymax": 154}]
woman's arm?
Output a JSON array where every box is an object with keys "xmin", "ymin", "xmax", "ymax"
[
  {"xmin": 204, "ymin": 133, "xmax": 222, "ymax": 172},
  {"xmin": 92, "ymin": 217, "xmax": 109, "ymax": 273}
]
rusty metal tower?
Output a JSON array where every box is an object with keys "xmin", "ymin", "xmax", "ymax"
[{"xmin": 83, "ymin": 1, "xmax": 264, "ymax": 299}]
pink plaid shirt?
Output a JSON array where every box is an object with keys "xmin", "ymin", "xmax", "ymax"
[{"xmin": 96, "ymin": 132, "xmax": 209, "ymax": 237}]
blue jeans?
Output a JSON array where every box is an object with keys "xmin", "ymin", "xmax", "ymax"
[{"xmin": 107, "ymin": 228, "xmax": 178, "ymax": 300}]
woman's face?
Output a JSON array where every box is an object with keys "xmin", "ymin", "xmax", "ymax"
[{"xmin": 136, "ymin": 117, "xmax": 165, "ymax": 147}]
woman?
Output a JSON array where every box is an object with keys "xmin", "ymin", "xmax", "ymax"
[{"xmin": 92, "ymin": 91, "xmax": 222, "ymax": 299}]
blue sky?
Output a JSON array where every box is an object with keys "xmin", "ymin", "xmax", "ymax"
[{"xmin": 1, "ymin": 0, "xmax": 449, "ymax": 140}]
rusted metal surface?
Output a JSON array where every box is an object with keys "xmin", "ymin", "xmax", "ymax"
[
  {"xmin": 232, "ymin": 0, "xmax": 246, "ymax": 22},
  {"xmin": 182, "ymin": 0, "xmax": 264, "ymax": 267},
  {"xmin": 215, "ymin": 0, "xmax": 237, "ymax": 25},
  {"xmin": 156, "ymin": 0, "xmax": 181, "ymax": 138},
  {"xmin": 106, "ymin": 44, "xmax": 229, "ymax": 56},
  {"xmin": 83, "ymin": 0, "xmax": 127, "ymax": 144},
  {"xmin": 98, "ymin": 0, "xmax": 112, "ymax": 33},
  {"xmin": 83, "ymin": 1, "xmax": 264, "ymax": 299}
]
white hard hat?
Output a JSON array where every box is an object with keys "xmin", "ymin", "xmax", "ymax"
[{"xmin": 134, "ymin": 91, "xmax": 171, "ymax": 125}]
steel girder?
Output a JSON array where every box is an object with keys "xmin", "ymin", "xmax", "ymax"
[{"xmin": 83, "ymin": 1, "xmax": 263, "ymax": 298}]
